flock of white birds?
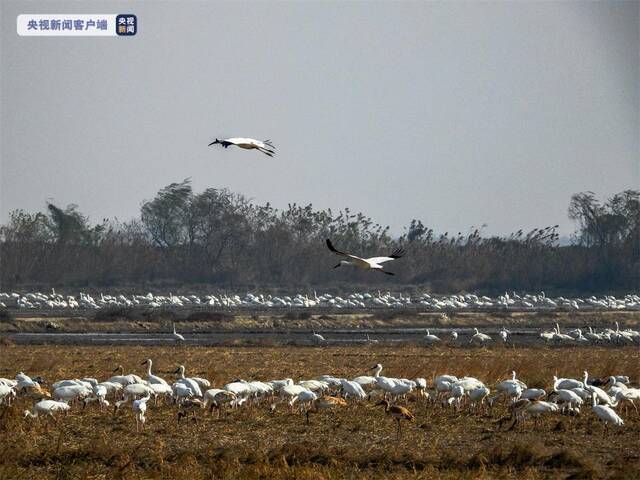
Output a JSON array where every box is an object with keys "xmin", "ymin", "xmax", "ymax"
[
  {"xmin": 1, "ymin": 363, "xmax": 636, "ymax": 435},
  {"xmin": 2, "ymin": 290, "xmax": 639, "ymax": 311},
  {"xmin": 416, "ymin": 322, "xmax": 640, "ymax": 346}
]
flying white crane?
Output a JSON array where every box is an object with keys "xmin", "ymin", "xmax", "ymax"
[
  {"xmin": 208, "ymin": 138, "xmax": 276, "ymax": 157},
  {"xmin": 326, "ymin": 239, "xmax": 405, "ymax": 275}
]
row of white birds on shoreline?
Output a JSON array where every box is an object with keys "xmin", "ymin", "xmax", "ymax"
[
  {"xmin": 411, "ymin": 322, "xmax": 640, "ymax": 346},
  {"xmin": 1, "ymin": 363, "xmax": 636, "ymax": 435},
  {"xmin": 2, "ymin": 290, "xmax": 639, "ymax": 311}
]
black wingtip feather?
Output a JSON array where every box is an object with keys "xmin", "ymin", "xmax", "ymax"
[{"xmin": 326, "ymin": 239, "xmax": 346, "ymax": 255}]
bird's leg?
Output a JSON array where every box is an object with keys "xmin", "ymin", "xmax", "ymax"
[{"xmin": 306, "ymin": 411, "xmax": 310, "ymax": 425}]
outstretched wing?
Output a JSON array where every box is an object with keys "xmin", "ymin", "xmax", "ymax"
[
  {"xmin": 367, "ymin": 248, "xmax": 405, "ymax": 265},
  {"xmin": 258, "ymin": 148, "xmax": 275, "ymax": 157},
  {"xmin": 326, "ymin": 239, "xmax": 348, "ymax": 256},
  {"xmin": 388, "ymin": 248, "xmax": 405, "ymax": 259},
  {"xmin": 326, "ymin": 239, "xmax": 367, "ymax": 265}
]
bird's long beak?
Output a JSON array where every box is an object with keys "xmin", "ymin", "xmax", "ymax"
[
  {"xmin": 112, "ymin": 367, "xmax": 119, "ymax": 373},
  {"xmin": 333, "ymin": 263, "xmax": 341, "ymax": 269},
  {"xmin": 140, "ymin": 361, "xmax": 147, "ymax": 365},
  {"xmin": 173, "ymin": 368, "xmax": 180, "ymax": 374}
]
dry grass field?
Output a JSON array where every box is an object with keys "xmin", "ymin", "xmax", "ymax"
[{"xmin": 1, "ymin": 345, "xmax": 639, "ymax": 479}]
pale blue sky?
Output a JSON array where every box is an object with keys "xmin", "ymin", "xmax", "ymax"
[{"xmin": 1, "ymin": 1, "xmax": 638, "ymax": 236}]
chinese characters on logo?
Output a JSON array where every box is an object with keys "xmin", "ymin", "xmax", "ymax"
[
  {"xmin": 26, "ymin": 17, "xmax": 109, "ymax": 31},
  {"xmin": 116, "ymin": 14, "xmax": 136, "ymax": 36}
]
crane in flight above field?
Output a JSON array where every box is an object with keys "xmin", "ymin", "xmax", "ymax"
[
  {"xmin": 208, "ymin": 137, "xmax": 276, "ymax": 157},
  {"xmin": 325, "ymin": 239, "xmax": 405, "ymax": 275}
]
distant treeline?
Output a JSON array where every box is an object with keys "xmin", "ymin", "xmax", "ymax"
[{"xmin": 0, "ymin": 180, "xmax": 638, "ymax": 294}]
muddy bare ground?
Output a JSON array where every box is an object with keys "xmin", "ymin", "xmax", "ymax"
[{"xmin": 1, "ymin": 345, "xmax": 639, "ymax": 479}]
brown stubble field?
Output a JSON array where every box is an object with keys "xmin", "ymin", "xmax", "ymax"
[{"xmin": 0, "ymin": 344, "xmax": 639, "ymax": 479}]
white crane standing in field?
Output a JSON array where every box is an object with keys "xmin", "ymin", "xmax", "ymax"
[
  {"xmin": 326, "ymin": 239, "xmax": 405, "ymax": 275},
  {"xmin": 24, "ymin": 400, "xmax": 70, "ymax": 421},
  {"xmin": 141, "ymin": 359, "xmax": 169, "ymax": 386},
  {"xmin": 172, "ymin": 323, "xmax": 185, "ymax": 342},
  {"xmin": 499, "ymin": 327, "xmax": 510, "ymax": 343},
  {"xmin": 208, "ymin": 138, "xmax": 276, "ymax": 157},
  {"xmin": 132, "ymin": 392, "xmax": 151, "ymax": 432},
  {"xmin": 311, "ymin": 330, "xmax": 326, "ymax": 344},
  {"xmin": 591, "ymin": 392, "xmax": 623, "ymax": 432},
  {"xmin": 470, "ymin": 328, "xmax": 492, "ymax": 345},
  {"xmin": 423, "ymin": 329, "xmax": 441, "ymax": 345},
  {"xmin": 107, "ymin": 366, "xmax": 144, "ymax": 386}
]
